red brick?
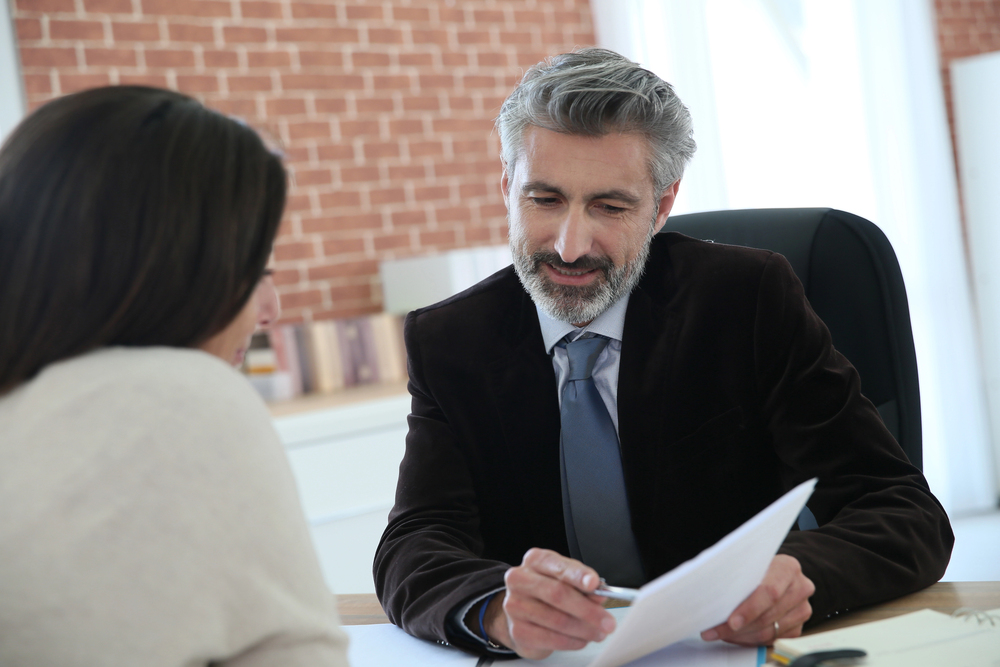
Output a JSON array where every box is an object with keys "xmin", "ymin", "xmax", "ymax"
[
  {"xmin": 481, "ymin": 203, "xmax": 507, "ymax": 218},
  {"xmin": 147, "ymin": 49, "xmax": 198, "ymax": 67},
  {"xmin": 402, "ymin": 95, "xmax": 439, "ymax": 111},
  {"xmin": 227, "ymin": 75, "xmax": 274, "ymax": 93},
  {"xmin": 288, "ymin": 120, "xmax": 332, "ymax": 140},
  {"xmin": 290, "ymin": 1, "xmax": 340, "ymax": 19},
  {"xmin": 449, "ymin": 95, "xmax": 475, "ymax": 111},
  {"xmin": 113, "ymin": 21, "xmax": 161, "ymax": 41},
  {"xmin": 266, "ymin": 97, "xmax": 307, "ymax": 115},
  {"xmin": 118, "ymin": 73, "xmax": 170, "ymax": 87},
  {"xmin": 340, "ymin": 119, "xmax": 379, "ymax": 136},
  {"xmin": 362, "ymin": 142, "xmax": 400, "ymax": 159},
  {"xmin": 409, "ymin": 140, "xmax": 443, "ymax": 157},
  {"xmin": 476, "ymin": 52, "xmax": 508, "ymax": 67},
  {"xmin": 17, "ymin": 0, "xmax": 75, "ymax": 11},
  {"xmin": 346, "ymin": 4, "xmax": 382, "ymax": 20},
  {"xmin": 22, "ymin": 73, "xmax": 52, "ymax": 95},
  {"xmin": 314, "ymin": 97, "xmax": 349, "ymax": 113},
  {"xmin": 392, "ymin": 6, "xmax": 429, "ymax": 22},
  {"xmin": 442, "ymin": 51, "xmax": 469, "ymax": 67},
  {"xmin": 438, "ymin": 8, "xmax": 466, "ymax": 23},
  {"xmin": 432, "ymin": 118, "xmax": 492, "ymax": 134},
  {"xmin": 241, "ymin": 1, "xmax": 283, "ymax": 19},
  {"xmin": 20, "ymin": 47, "xmax": 78, "ymax": 67},
  {"xmin": 373, "ymin": 232, "xmax": 412, "ymax": 251},
  {"xmin": 283, "ymin": 73, "xmax": 362, "ymax": 90},
  {"xmin": 275, "ymin": 27, "xmax": 357, "ymax": 43},
  {"xmin": 463, "ymin": 75, "xmax": 497, "ymax": 89},
  {"xmin": 419, "ymin": 74, "xmax": 455, "ymax": 89},
  {"xmin": 421, "ymin": 229, "xmax": 458, "ymax": 247},
  {"xmin": 465, "ymin": 226, "xmax": 494, "ymax": 244},
  {"xmin": 322, "ymin": 237, "xmax": 366, "ymax": 255},
  {"xmin": 291, "ymin": 168, "xmax": 332, "ymax": 186},
  {"xmin": 373, "ymin": 75, "xmax": 411, "ymax": 91},
  {"xmin": 356, "ymin": 97, "xmax": 395, "ymax": 113},
  {"xmin": 204, "ymin": 50, "xmax": 239, "ymax": 68},
  {"xmin": 328, "ymin": 284, "xmax": 373, "ymax": 302},
  {"xmin": 298, "ymin": 50, "xmax": 344, "ymax": 68},
  {"xmin": 60, "ymin": 72, "xmax": 112, "ymax": 93},
  {"xmin": 396, "ymin": 54, "xmax": 431, "ymax": 70},
  {"xmin": 316, "ymin": 143, "xmax": 354, "ymax": 161},
  {"xmin": 437, "ymin": 206, "xmax": 474, "ymax": 223},
  {"xmin": 285, "ymin": 193, "xmax": 312, "ymax": 213},
  {"xmin": 270, "ymin": 268, "xmax": 300, "ymax": 286},
  {"xmin": 370, "ymin": 187, "xmax": 406, "ymax": 205},
  {"xmin": 85, "ymin": 48, "xmax": 137, "ymax": 67},
  {"xmin": 415, "ymin": 185, "xmax": 450, "ymax": 202},
  {"xmin": 322, "ymin": 305, "xmax": 379, "ymax": 320},
  {"xmin": 274, "ymin": 240, "xmax": 317, "ymax": 261},
  {"xmin": 278, "ymin": 288, "xmax": 323, "ymax": 309},
  {"xmin": 15, "ymin": 19, "xmax": 43, "ymax": 41},
  {"xmin": 499, "ymin": 30, "xmax": 533, "ymax": 46},
  {"xmin": 247, "ymin": 50, "xmax": 291, "ymax": 68},
  {"xmin": 206, "ymin": 98, "xmax": 257, "ymax": 117},
  {"xmin": 351, "ymin": 51, "xmax": 391, "ymax": 67},
  {"xmin": 168, "ymin": 23, "xmax": 214, "ymax": 42},
  {"xmin": 474, "ymin": 9, "xmax": 506, "ymax": 23},
  {"xmin": 49, "ymin": 20, "xmax": 105, "ymax": 40},
  {"xmin": 317, "ymin": 190, "xmax": 362, "ymax": 208},
  {"xmin": 83, "ymin": 0, "xmax": 132, "ymax": 12},
  {"xmin": 341, "ymin": 166, "xmax": 380, "ymax": 183},
  {"xmin": 302, "ymin": 214, "xmax": 374, "ymax": 235},
  {"xmin": 223, "ymin": 26, "xmax": 267, "ymax": 43},
  {"xmin": 142, "ymin": 0, "xmax": 233, "ymax": 18},
  {"xmin": 392, "ymin": 210, "xmax": 426, "ymax": 227},
  {"xmin": 389, "ymin": 165, "xmax": 427, "ymax": 180},
  {"xmin": 412, "ymin": 28, "xmax": 449, "ymax": 45},
  {"xmin": 454, "ymin": 138, "xmax": 489, "ymax": 154},
  {"xmin": 368, "ymin": 28, "xmax": 404, "ymax": 44},
  {"xmin": 307, "ymin": 259, "xmax": 379, "ymax": 280},
  {"xmin": 176, "ymin": 75, "xmax": 219, "ymax": 92}
]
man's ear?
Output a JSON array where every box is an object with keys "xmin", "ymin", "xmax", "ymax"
[
  {"xmin": 653, "ymin": 180, "xmax": 681, "ymax": 234},
  {"xmin": 500, "ymin": 164, "xmax": 511, "ymax": 204}
]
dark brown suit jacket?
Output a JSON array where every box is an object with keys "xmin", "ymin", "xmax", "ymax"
[{"xmin": 374, "ymin": 232, "xmax": 953, "ymax": 653}]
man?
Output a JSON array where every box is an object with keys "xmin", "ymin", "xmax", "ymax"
[{"xmin": 374, "ymin": 48, "xmax": 953, "ymax": 660}]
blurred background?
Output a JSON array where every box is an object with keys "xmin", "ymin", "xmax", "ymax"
[{"xmin": 2, "ymin": 0, "xmax": 997, "ymax": 592}]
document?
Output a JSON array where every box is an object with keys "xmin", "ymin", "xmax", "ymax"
[
  {"xmin": 344, "ymin": 607, "xmax": 764, "ymax": 667},
  {"xmin": 585, "ymin": 477, "xmax": 816, "ymax": 667}
]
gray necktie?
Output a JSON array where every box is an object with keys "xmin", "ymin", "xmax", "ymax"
[{"xmin": 559, "ymin": 336, "xmax": 645, "ymax": 587}]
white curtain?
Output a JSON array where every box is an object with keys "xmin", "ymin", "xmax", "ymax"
[
  {"xmin": 590, "ymin": 0, "xmax": 996, "ymax": 516},
  {"xmin": 1, "ymin": 1, "xmax": 25, "ymax": 142}
]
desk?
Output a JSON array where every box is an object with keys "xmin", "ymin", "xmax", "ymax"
[{"xmin": 336, "ymin": 581, "xmax": 1000, "ymax": 630}]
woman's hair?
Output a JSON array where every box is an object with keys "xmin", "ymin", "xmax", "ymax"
[{"xmin": 0, "ymin": 86, "xmax": 286, "ymax": 393}]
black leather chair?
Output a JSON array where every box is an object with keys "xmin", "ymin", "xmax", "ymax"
[{"xmin": 665, "ymin": 207, "xmax": 922, "ymax": 470}]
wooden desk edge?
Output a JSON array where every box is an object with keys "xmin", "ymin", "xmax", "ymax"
[{"xmin": 336, "ymin": 581, "xmax": 1000, "ymax": 630}]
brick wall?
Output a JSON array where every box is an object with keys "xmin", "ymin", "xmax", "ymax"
[
  {"xmin": 934, "ymin": 0, "xmax": 1000, "ymax": 195},
  {"xmin": 12, "ymin": 0, "xmax": 595, "ymax": 323}
]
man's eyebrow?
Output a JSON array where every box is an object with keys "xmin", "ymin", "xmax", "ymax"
[{"xmin": 521, "ymin": 181, "xmax": 644, "ymax": 205}]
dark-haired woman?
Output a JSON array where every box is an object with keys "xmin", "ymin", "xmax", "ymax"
[{"xmin": 0, "ymin": 87, "xmax": 349, "ymax": 666}]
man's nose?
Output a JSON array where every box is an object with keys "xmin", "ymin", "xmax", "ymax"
[{"xmin": 553, "ymin": 211, "xmax": 593, "ymax": 264}]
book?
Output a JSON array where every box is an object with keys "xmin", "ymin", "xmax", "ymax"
[{"xmin": 773, "ymin": 607, "xmax": 1000, "ymax": 666}]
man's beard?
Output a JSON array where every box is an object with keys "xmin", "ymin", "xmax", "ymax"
[{"xmin": 510, "ymin": 224, "xmax": 654, "ymax": 325}]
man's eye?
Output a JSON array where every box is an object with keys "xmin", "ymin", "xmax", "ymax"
[
  {"xmin": 531, "ymin": 197, "xmax": 559, "ymax": 206},
  {"xmin": 597, "ymin": 204, "xmax": 627, "ymax": 214}
]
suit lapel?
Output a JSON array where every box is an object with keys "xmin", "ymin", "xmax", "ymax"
[{"xmin": 487, "ymin": 287, "xmax": 569, "ymax": 554}]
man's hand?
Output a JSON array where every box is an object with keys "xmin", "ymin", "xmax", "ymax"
[
  {"xmin": 700, "ymin": 554, "xmax": 814, "ymax": 645},
  {"xmin": 483, "ymin": 548, "xmax": 617, "ymax": 660}
]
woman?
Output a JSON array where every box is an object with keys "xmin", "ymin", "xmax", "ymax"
[{"xmin": 0, "ymin": 87, "xmax": 349, "ymax": 666}]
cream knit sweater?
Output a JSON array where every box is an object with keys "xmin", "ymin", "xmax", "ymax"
[{"xmin": 0, "ymin": 347, "xmax": 349, "ymax": 666}]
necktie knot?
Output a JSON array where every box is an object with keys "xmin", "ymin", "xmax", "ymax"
[{"xmin": 564, "ymin": 336, "xmax": 610, "ymax": 381}]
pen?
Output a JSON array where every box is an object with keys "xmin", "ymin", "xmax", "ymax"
[{"xmin": 593, "ymin": 579, "xmax": 640, "ymax": 602}]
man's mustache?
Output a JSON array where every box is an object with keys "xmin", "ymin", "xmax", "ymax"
[{"xmin": 530, "ymin": 251, "xmax": 614, "ymax": 274}]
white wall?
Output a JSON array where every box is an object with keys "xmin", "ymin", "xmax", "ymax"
[{"xmin": 0, "ymin": 0, "xmax": 25, "ymax": 142}]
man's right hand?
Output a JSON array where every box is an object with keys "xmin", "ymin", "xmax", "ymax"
[{"xmin": 483, "ymin": 548, "xmax": 617, "ymax": 660}]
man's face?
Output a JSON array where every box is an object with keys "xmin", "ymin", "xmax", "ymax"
[{"xmin": 502, "ymin": 127, "xmax": 679, "ymax": 326}]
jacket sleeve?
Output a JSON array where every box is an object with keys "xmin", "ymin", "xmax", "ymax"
[
  {"xmin": 373, "ymin": 310, "xmax": 509, "ymax": 654},
  {"xmin": 753, "ymin": 253, "xmax": 954, "ymax": 622}
]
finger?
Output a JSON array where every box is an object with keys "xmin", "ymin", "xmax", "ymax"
[
  {"xmin": 522, "ymin": 548, "xmax": 602, "ymax": 593},
  {"xmin": 505, "ymin": 616, "xmax": 592, "ymax": 660}
]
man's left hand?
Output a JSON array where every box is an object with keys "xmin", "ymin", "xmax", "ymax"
[{"xmin": 700, "ymin": 554, "xmax": 814, "ymax": 645}]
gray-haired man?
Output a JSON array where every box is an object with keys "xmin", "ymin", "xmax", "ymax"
[{"xmin": 374, "ymin": 48, "xmax": 952, "ymax": 659}]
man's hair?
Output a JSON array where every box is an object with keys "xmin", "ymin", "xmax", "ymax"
[
  {"xmin": 0, "ymin": 85, "xmax": 286, "ymax": 393},
  {"xmin": 496, "ymin": 48, "xmax": 696, "ymax": 194}
]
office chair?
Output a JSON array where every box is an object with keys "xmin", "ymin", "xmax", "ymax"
[{"xmin": 664, "ymin": 208, "xmax": 922, "ymax": 473}]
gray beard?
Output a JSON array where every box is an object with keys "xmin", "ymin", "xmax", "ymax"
[{"xmin": 510, "ymin": 227, "xmax": 654, "ymax": 325}]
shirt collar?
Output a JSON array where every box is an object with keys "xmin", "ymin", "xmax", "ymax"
[{"xmin": 536, "ymin": 293, "xmax": 631, "ymax": 355}]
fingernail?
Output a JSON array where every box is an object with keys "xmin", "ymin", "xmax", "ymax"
[
  {"xmin": 702, "ymin": 630, "xmax": 718, "ymax": 641},
  {"xmin": 582, "ymin": 573, "xmax": 596, "ymax": 588},
  {"xmin": 601, "ymin": 616, "xmax": 616, "ymax": 633},
  {"xmin": 729, "ymin": 615, "xmax": 744, "ymax": 631}
]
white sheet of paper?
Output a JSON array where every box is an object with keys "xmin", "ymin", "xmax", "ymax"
[
  {"xmin": 344, "ymin": 607, "xmax": 763, "ymax": 667},
  {"xmin": 586, "ymin": 477, "xmax": 817, "ymax": 667}
]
